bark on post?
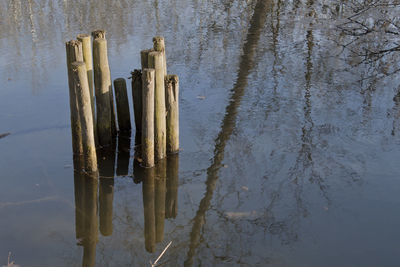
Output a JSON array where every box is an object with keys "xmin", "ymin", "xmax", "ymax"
[
  {"xmin": 114, "ymin": 78, "xmax": 131, "ymax": 133},
  {"xmin": 66, "ymin": 40, "xmax": 83, "ymax": 155},
  {"xmin": 77, "ymin": 33, "xmax": 96, "ymax": 143},
  {"xmin": 153, "ymin": 36, "xmax": 167, "ymax": 75},
  {"xmin": 140, "ymin": 49, "xmax": 153, "ymax": 70},
  {"xmin": 131, "ymin": 70, "xmax": 142, "ymax": 145},
  {"xmin": 165, "ymin": 75, "xmax": 179, "ymax": 154},
  {"xmin": 148, "ymin": 51, "xmax": 166, "ymax": 161},
  {"xmin": 141, "ymin": 69, "xmax": 155, "ymax": 168},
  {"xmin": 71, "ymin": 62, "xmax": 98, "ymax": 173},
  {"xmin": 93, "ymin": 37, "xmax": 112, "ymax": 146}
]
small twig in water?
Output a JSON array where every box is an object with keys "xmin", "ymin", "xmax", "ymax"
[{"xmin": 150, "ymin": 241, "xmax": 172, "ymax": 267}]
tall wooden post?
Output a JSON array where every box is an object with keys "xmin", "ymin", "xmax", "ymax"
[
  {"xmin": 131, "ymin": 70, "xmax": 142, "ymax": 145},
  {"xmin": 114, "ymin": 78, "xmax": 131, "ymax": 133},
  {"xmin": 77, "ymin": 33, "xmax": 96, "ymax": 143},
  {"xmin": 93, "ymin": 37, "xmax": 112, "ymax": 146},
  {"xmin": 66, "ymin": 40, "xmax": 83, "ymax": 155},
  {"xmin": 165, "ymin": 75, "xmax": 179, "ymax": 154},
  {"xmin": 148, "ymin": 51, "xmax": 166, "ymax": 161},
  {"xmin": 141, "ymin": 68, "xmax": 155, "ymax": 168},
  {"xmin": 153, "ymin": 36, "xmax": 167, "ymax": 75},
  {"xmin": 140, "ymin": 49, "xmax": 153, "ymax": 70},
  {"xmin": 71, "ymin": 62, "xmax": 98, "ymax": 173}
]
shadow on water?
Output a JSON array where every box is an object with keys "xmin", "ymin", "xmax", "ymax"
[{"xmin": 184, "ymin": 0, "xmax": 272, "ymax": 265}]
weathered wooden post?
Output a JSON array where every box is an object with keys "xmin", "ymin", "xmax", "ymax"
[
  {"xmin": 76, "ymin": 34, "xmax": 96, "ymax": 142},
  {"xmin": 131, "ymin": 70, "xmax": 142, "ymax": 146},
  {"xmin": 153, "ymin": 36, "xmax": 167, "ymax": 75},
  {"xmin": 142, "ymin": 167, "xmax": 156, "ymax": 253},
  {"xmin": 71, "ymin": 62, "xmax": 98, "ymax": 173},
  {"xmin": 66, "ymin": 40, "xmax": 83, "ymax": 155},
  {"xmin": 148, "ymin": 51, "xmax": 166, "ymax": 161},
  {"xmin": 92, "ymin": 30, "xmax": 117, "ymax": 137},
  {"xmin": 155, "ymin": 158, "xmax": 166, "ymax": 243},
  {"xmin": 165, "ymin": 75, "xmax": 179, "ymax": 154},
  {"xmin": 92, "ymin": 36, "xmax": 112, "ymax": 146},
  {"xmin": 141, "ymin": 69, "xmax": 155, "ymax": 168},
  {"xmin": 140, "ymin": 49, "xmax": 153, "ymax": 69},
  {"xmin": 114, "ymin": 78, "xmax": 131, "ymax": 133}
]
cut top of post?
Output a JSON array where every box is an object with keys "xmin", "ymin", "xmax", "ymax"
[
  {"xmin": 92, "ymin": 29, "xmax": 106, "ymax": 39},
  {"xmin": 153, "ymin": 37, "xmax": 165, "ymax": 52}
]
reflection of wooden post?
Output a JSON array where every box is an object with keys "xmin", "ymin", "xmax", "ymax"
[
  {"xmin": 166, "ymin": 154, "xmax": 179, "ymax": 218},
  {"xmin": 155, "ymin": 159, "xmax": 166, "ymax": 243},
  {"xmin": 114, "ymin": 78, "xmax": 131, "ymax": 133},
  {"xmin": 141, "ymin": 69, "xmax": 155, "ymax": 168},
  {"xmin": 93, "ymin": 37, "xmax": 112, "ymax": 146},
  {"xmin": 73, "ymin": 156, "xmax": 85, "ymax": 240},
  {"xmin": 71, "ymin": 62, "xmax": 98, "ymax": 173},
  {"xmin": 148, "ymin": 51, "xmax": 166, "ymax": 161},
  {"xmin": 165, "ymin": 75, "xmax": 179, "ymax": 154},
  {"xmin": 142, "ymin": 167, "xmax": 156, "ymax": 253},
  {"xmin": 116, "ymin": 134, "xmax": 131, "ymax": 176},
  {"xmin": 77, "ymin": 34, "xmax": 96, "ymax": 143},
  {"xmin": 82, "ymin": 173, "xmax": 99, "ymax": 267},
  {"xmin": 98, "ymin": 144, "xmax": 116, "ymax": 237},
  {"xmin": 99, "ymin": 177, "xmax": 114, "ymax": 236},
  {"xmin": 153, "ymin": 36, "xmax": 167, "ymax": 75},
  {"xmin": 131, "ymin": 70, "xmax": 142, "ymax": 145},
  {"xmin": 66, "ymin": 40, "xmax": 83, "ymax": 155}
]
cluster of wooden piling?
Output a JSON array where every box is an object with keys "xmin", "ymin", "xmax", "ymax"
[
  {"xmin": 133, "ymin": 37, "xmax": 179, "ymax": 168},
  {"xmin": 66, "ymin": 30, "xmax": 179, "ymax": 173}
]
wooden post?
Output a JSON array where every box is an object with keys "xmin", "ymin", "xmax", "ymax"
[
  {"xmin": 77, "ymin": 34, "xmax": 96, "ymax": 143},
  {"xmin": 93, "ymin": 37, "xmax": 112, "ymax": 146},
  {"xmin": 142, "ymin": 167, "xmax": 156, "ymax": 253},
  {"xmin": 66, "ymin": 40, "xmax": 83, "ymax": 155},
  {"xmin": 153, "ymin": 36, "xmax": 167, "ymax": 75},
  {"xmin": 131, "ymin": 70, "xmax": 142, "ymax": 145},
  {"xmin": 92, "ymin": 29, "xmax": 117, "ymax": 137},
  {"xmin": 114, "ymin": 78, "xmax": 131, "ymax": 133},
  {"xmin": 148, "ymin": 51, "xmax": 166, "ymax": 161},
  {"xmin": 71, "ymin": 62, "xmax": 98, "ymax": 173},
  {"xmin": 140, "ymin": 49, "xmax": 153, "ymax": 70},
  {"xmin": 155, "ymin": 158, "xmax": 166, "ymax": 243},
  {"xmin": 141, "ymin": 69, "xmax": 155, "ymax": 168},
  {"xmin": 165, "ymin": 75, "xmax": 179, "ymax": 154}
]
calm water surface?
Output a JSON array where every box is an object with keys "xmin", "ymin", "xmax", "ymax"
[{"xmin": 1, "ymin": 0, "xmax": 400, "ymax": 266}]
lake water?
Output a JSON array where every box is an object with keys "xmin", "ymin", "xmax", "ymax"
[{"xmin": 1, "ymin": 0, "xmax": 400, "ymax": 266}]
